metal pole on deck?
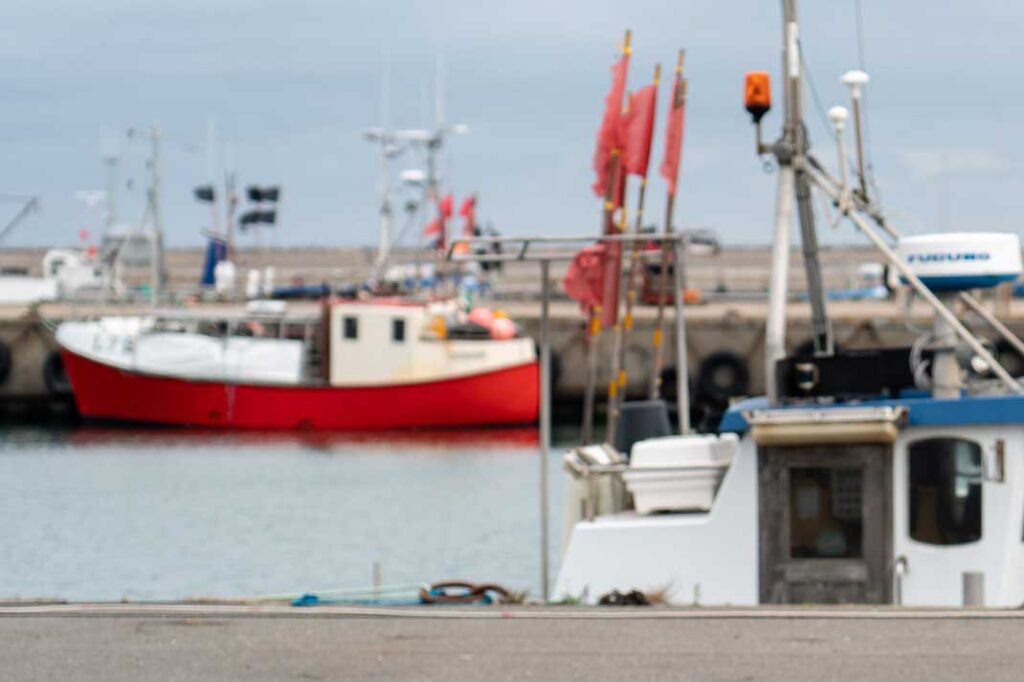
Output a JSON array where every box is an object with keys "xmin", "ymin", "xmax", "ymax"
[
  {"xmin": 765, "ymin": 166, "xmax": 794, "ymax": 404},
  {"xmin": 538, "ymin": 259, "xmax": 552, "ymax": 602},
  {"xmin": 672, "ymin": 237, "xmax": 690, "ymax": 433}
]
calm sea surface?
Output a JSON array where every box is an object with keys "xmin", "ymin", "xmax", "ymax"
[{"xmin": 0, "ymin": 425, "xmax": 568, "ymax": 602}]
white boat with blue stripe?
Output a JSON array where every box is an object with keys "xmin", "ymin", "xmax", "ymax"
[{"xmin": 555, "ymin": 13, "xmax": 1024, "ymax": 606}]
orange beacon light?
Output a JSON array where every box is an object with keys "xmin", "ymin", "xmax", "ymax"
[{"xmin": 744, "ymin": 72, "xmax": 771, "ymax": 123}]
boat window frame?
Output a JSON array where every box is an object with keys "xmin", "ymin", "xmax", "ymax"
[
  {"xmin": 907, "ymin": 436, "xmax": 984, "ymax": 547},
  {"xmin": 342, "ymin": 316, "xmax": 359, "ymax": 341},
  {"xmin": 391, "ymin": 318, "xmax": 406, "ymax": 343}
]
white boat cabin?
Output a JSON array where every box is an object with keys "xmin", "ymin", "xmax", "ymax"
[
  {"xmin": 557, "ymin": 397, "xmax": 1024, "ymax": 607},
  {"xmin": 324, "ymin": 301, "xmax": 534, "ymax": 386},
  {"xmin": 56, "ymin": 299, "xmax": 535, "ymax": 388}
]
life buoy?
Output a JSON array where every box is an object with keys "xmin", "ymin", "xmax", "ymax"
[
  {"xmin": 696, "ymin": 351, "xmax": 750, "ymax": 403},
  {"xmin": 43, "ymin": 351, "xmax": 72, "ymax": 396},
  {"xmin": 0, "ymin": 340, "xmax": 11, "ymax": 385}
]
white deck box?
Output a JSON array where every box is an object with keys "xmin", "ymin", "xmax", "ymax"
[{"xmin": 623, "ymin": 434, "xmax": 738, "ymax": 514}]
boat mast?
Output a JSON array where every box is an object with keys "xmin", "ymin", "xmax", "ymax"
[
  {"xmin": 137, "ymin": 123, "xmax": 165, "ymax": 305},
  {"xmin": 751, "ymin": 1, "xmax": 1023, "ymax": 397},
  {"xmin": 224, "ymin": 141, "xmax": 237, "ymax": 262},
  {"xmin": 102, "ymin": 153, "xmax": 117, "ymax": 232},
  {"xmin": 764, "ymin": 0, "xmax": 833, "ymax": 402}
]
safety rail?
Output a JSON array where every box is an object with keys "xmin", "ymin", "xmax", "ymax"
[{"xmin": 446, "ymin": 232, "xmax": 687, "ymax": 264}]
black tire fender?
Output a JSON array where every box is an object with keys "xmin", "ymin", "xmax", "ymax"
[
  {"xmin": 696, "ymin": 351, "xmax": 750, "ymax": 403},
  {"xmin": 43, "ymin": 351, "xmax": 72, "ymax": 396},
  {"xmin": 0, "ymin": 340, "xmax": 11, "ymax": 386}
]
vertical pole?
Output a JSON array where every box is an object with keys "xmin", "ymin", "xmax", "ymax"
[
  {"xmin": 374, "ymin": 137, "xmax": 393, "ymax": 278},
  {"xmin": 649, "ymin": 191, "xmax": 675, "ymax": 399},
  {"xmin": 539, "ymin": 259, "xmax": 552, "ymax": 602},
  {"xmin": 672, "ymin": 237, "xmax": 691, "ymax": 433},
  {"xmin": 581, "ymin": 306, "xmax": 600, "ymax": 443},
  {"xmin": 149, "ymin": 123, "xmax": 163, "ymax": 306},
  {"xmin": 206, "ymin": 118, "xmax": 222, "ymax": 239},
  {"xmin": 585, "ymin": 150, "xmax": 622, "ymax": 445},
  {"xmin": 850, "ymin": 92, "xmax": 868, "ymax": 200},
  {"xmin": 765, "ymin": 166, "xmax": 795, "ymax": 403},
  {"xmin": 651, "ymin": 51, "xmax": 686, "ymax": 400},
  {"xmin": 224, "ymin": 142, "xmax": 237, "ymax": 264},
  {"xmin": 931, "ymin": 293, "xmax": 961, "ymax": 399},
  {"xmin": 104, "ymin": 157, "xmax": 117, "ymax": 231},
  {"xmin": 781, "ymin": 0, "xmax": 832, "ymax": 356},
  {"xmin": 794, "ymin": 171, "xmax": 831, "ymax": 353}
]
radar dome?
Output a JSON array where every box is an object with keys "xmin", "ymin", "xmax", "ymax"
[{"xmin": 897, "ymin": 233, "xmax": 1022, "ymax": 291}]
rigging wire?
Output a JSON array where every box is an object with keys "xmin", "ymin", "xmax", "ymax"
[
  {"xmin": 799, "ymin": 33, "xmax": 877, "ymax": 207},
  {"xmin": 798, "ymin": 43, "xmax": 835, "ymax": 147},
  {"xmin": 854, "ymin": 0, "xmax": 884, "ymax": 208}
]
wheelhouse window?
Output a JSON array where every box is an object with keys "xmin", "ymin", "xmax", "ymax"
[
  {"xmin": 343, "ymin": 316, "xmax": 358, "ymax": 340},
  {"xmin": 392, "ymin": 318, "xmax": 406, "ymax": 343},
  {"xmin": 789, "ymin": 467, "xmax": 863, "ymax": 559},
  {"xmin": 909, "ymin": 438, "xmax": 982, "ymax": 545}
]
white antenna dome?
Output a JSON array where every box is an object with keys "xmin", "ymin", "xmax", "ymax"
[
  {"xmin": 841, "ymin": 70, "xmax": 871, "ymax": 95},
  {"xmin": 400, "ymin": 169, "xmax": 426, "ymax": 185},
  {"xmin": 827, "ymin": 106, "xmax": 849, "ymax": 129}
]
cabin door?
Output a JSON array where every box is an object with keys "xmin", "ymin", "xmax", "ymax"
[{"xmin": 758, "ymin": 444, "xmax": 892, "ymax": 604}]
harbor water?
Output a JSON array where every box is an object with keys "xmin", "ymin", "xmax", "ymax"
[{"xmin": 0, "ymin": 426, "xmax": 567, "ymax": 602}]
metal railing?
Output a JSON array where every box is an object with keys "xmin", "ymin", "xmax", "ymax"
[{"xmin": 447, "ymin": 232, "xmax": 692, "ymax": 602}]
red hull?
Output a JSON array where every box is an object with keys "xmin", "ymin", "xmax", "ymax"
[{"xmin": 61, "ymin": 350, "xmax": 540, "ymax": 431}]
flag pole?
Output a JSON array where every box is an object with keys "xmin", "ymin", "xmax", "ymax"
[
  {"xmin": 650, "ymin": 50, "xmax": 686, "ymax": 409},
  {"xmin": 582, "ymin": 29, "xmax": 630, "ymax": 445},
  {"xmin": 582, "ymin": 150, "xmax": 621, "ymax": 443},
  {"xmin": 607, "ymin": 62, "xmax": 660, "ymax": 449}
]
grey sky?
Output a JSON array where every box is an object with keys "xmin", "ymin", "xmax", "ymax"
[{"xmin": 1, "ymin": 1, "xmax": 1022, "ymax": 248}]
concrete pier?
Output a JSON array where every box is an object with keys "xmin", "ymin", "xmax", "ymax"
[
  {"xmin": 1, "ymin": 604, "xmax": 1022, "ymax": 681},
  {"xmin": 3, "ymin": 244, "xmax": 1023, "ymax": 418}
]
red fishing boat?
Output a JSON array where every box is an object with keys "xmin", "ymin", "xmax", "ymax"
[{"xmin": 56, "ymin": 299, "xmax": 539, "ymax": 430}]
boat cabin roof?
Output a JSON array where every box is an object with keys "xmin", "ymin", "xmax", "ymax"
[{"xmin": 720, "ymin": 392, "xmax": 1024, "ymax": 435}]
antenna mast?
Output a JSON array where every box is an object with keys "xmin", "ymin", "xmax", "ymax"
[
  {"xmin": 747, "ymin": 0, "xmax": 1024, "ymax": 398},
  {"xmin": 757, "ymin": 0, "xmax": 834, "ymax": 402},
  {"xmin": 781, "ymin": 0, "xmax": 832, "ymax": 358}
]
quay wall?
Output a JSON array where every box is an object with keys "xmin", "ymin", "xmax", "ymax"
[{"xmin": 1, "ymin": 245, "xmax": 1022, "ymax": 420}]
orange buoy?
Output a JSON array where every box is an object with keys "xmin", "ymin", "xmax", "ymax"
[{"xmin": 490, "ymin": 317, "xmax": 516, "ymax": 340}]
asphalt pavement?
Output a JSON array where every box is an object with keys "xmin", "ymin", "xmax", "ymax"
[{"xmin": 1, "ymin": 604, "xmax": 1022, "ymax": 681}]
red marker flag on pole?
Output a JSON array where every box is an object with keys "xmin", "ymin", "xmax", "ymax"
[
  {"xmin": 591, "ymin": 54, "xmax": 630, "ymax": 202},
  {"xmin": 423, "ymin": 218, "xmax": 442, "ymax": 238},
  {"xmin": 423, "ymin": 194, "xmax": 455, "ymax": 244},
  {"xmin": 659, "ymin": 67, "xmax": 688, "ymax": 196},
  {"xmin": 622, "ymin": 84, "xmax": 658, "ymax": 178},
  {"xmin": 459, "ymin": 195, "xmax": 476, "ymax": 236}
]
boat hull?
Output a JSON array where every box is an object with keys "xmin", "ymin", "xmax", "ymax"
[{"xmin": 61, "ymin": 349, "xmax": 540, "ymax": 431}]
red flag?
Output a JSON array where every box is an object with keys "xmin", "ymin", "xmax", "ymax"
[
  {"xmin": 459, "ymin": 195, "xmax": 476, "ymax": 236},
  {"xmin": 563, "ymin": 243, "xmax": 621, "ymax": 332},
  {"xmin": 79, "ymin": 228, "xmax": 90, "ymax": 242},
  {"xmin": 659, "ymin": 69, "xmax": 688, "ymax": 196},
  {"xmin": 591, "ymin": 55, "xmax": 630, "ymax": 201},
  {"xmin": 564, "ymin": 245, "xmax": 607, "ymax": 310},
  {"xmin": 423, "ymin": 218, "xmax": 442, "ymax": 238},
  {"xmin": 422, "ymin": 194, "xmax": 454, "ymax": 240},
  {"xmin": 622, "ymin": 84, "xmax": 658, "ymax": 177}
]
